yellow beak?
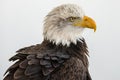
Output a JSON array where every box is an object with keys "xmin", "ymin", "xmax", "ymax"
[{"xmin": 73, "ymin": 16, "xmax": 96, "ymax": 32}]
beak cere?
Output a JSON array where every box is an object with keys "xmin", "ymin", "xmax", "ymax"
[{"xmin": 73, "ymin": 16, "xmax": 96, "ymax": 32}]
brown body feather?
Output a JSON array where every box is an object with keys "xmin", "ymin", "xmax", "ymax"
[{"xmin": 3, "ymin": 39, "xmax": 91, "ymax": 80}]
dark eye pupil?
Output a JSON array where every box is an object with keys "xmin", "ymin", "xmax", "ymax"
[
  {"xmin": 70, "ymin": 18, "xmax": 74, "ymax": 21},
  {"xmin": 69, "ymin": 17, "xmax": 75, "ymax": 21},
  {"xmin": 67, "ymin": 17, "xmax": 80, "ymax": 22}
]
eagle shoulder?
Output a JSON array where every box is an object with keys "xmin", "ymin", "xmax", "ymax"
[{"xmin": 4, "ymin": 42, "xmax": 71, "ymax": 80}]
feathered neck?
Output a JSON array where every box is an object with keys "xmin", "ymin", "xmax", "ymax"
[{"xmin": 43, "ymin": 25, "xmax": 84, "ymax": 47}]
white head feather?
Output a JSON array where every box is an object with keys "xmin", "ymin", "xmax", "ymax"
[{"xmin": 43, "ymin": 4, "xmax": 85, "ymax": 46}]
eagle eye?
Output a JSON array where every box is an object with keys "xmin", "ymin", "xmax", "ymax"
[{"xmin": 67, "ymin": 17, "xmax": 79, "ymax": 22}]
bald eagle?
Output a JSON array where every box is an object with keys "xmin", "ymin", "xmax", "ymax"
[{"xmin": 3, "ymin": 4, "xmax": 96, "ymax": 80}]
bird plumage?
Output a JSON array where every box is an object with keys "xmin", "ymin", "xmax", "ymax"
[{"xmin": 4, "ymin": 39, "xmax": 91, "ymax": 80}]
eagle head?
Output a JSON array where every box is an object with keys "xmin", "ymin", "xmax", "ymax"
[{"xmin": 43, "ymin": 4, "xmax": 96, "ymax": 46}]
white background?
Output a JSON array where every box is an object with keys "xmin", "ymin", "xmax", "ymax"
[{"xmin": 0, "ymin": 0, "xmax": 120, "ymax": 80}]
